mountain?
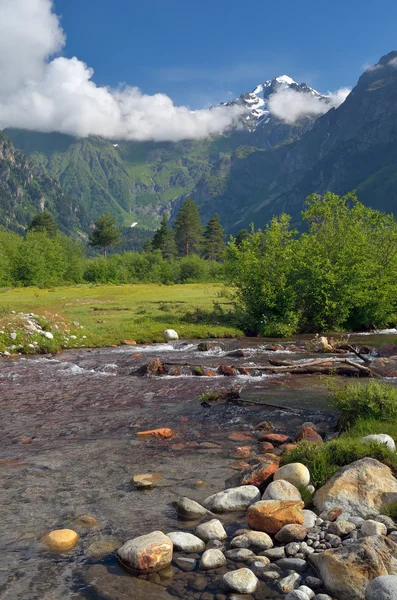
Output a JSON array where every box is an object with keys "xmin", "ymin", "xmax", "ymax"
[
  {"xmin": 186, "ymin": 51, "xmax": 397, "ymax": 231},
  {"xmin": 0, "ymin": 130, "xmax": 76, "ymax": 234},
  {"xmin": 3, "ymin": 75, "xmax": 327, "ymax": 234}
]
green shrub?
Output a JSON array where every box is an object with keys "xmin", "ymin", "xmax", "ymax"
[{"xmin": 380, "ymin": 501, "xmax": 397, "ymax": 519}]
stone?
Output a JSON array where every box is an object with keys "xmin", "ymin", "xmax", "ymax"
[
  {"xmin": 313, "ymin": 596, "xmax": 333, "ymax": 600},
  {"xmin": 298, "ymin": 587, "xmax": 315, "ymax": 599},
  {"xmin": 255, "ymin": 421, "xmax": 272, "ymax": 431},
  {"xmin": 247, "ymin": 500, "xmax": 305, "ymax": 534},
  {"xmin": 218, "ymin": 364, "xmax": 237, "ymax": 376},
  {"xmin": 43, "ymin": 529, "xmax": 79, "ymax": 552},
  {"xmin": 378, "ymin": 344, "xmax": 397, "ymax": 357},
  {"xmin": 117, "ymin": 531, "xmax": 173, "ymax": 573},
  {"xmin": 166, "ymin": 532, "xmax": 205, "ymax": 552},
  {"xmin": 314, "ymin": 458, "xmax": 397, "ymax": 518},
  {"xmin": 295, "ymin": 427, "xmax": 324, "ymax": 445},
  {"xmin": 361, "ymin": 520, "xmax": 388, "ymax": 537},
  {"xmin": 136, "ymin": 428, "xmax": 174, "ymax": 439},
  {"xmin": 276, "ymin": 524, "xmax": 307, "ymax": 543},
  {"xmin": 174, "ymin": 556, "xmax": 196, "ymax": 571},
  {"xmin": 328, "ymin": 520, "xmax": 356, "ymax": 537},
  {"xmin": 365, "ymin": 575, "xmax": 397, "ymax": 600},
  {"xmin": 303, "ymin": 510, "xmax": 317, "ymax": 529},
  {"xmin": 75, "ymin": 515, "xmax": 100, "ymax": 527},
  {"xmin": 234, "ymin": 446, "xmax": 253, "ymax": 458},
  {"xmin": 309, "ymin": 535, "xmax": 397, "ymax": 600},
  {"xmin": 164, "ymin": 329, "xmax": 179, "ymax": 341},
  {"xmin": 196, "ymin": 519, "xmax": 227, "ymax": 542},
  {"xmin": 84, "ymin": 564, "xmax": 173, "ymax": 600},
  {"xmin": 263, "ymin": 480, "xmax": 302, "ymax": 502},
  {"xmin": 261, "ymin": 547, "xmax": 286, "ymax": 560},
  {"xmin": 280, "ymin": 443, "xmax": 299, "ymax": 455},
  {"xmin": 222, "ymin": 569, "xmax": 258, "ymax": 594},
  {"xmin": 225, "ymin": 548, "xmax": 255, "ymax": 561},
  {"xmin": 376, "ymin": 515, "xmax": 397, "ymax": 533},
  {"xmin": 240, "ymin": 457, "xmax": 280, "ymax": 487},
  {"xmin": 259, "ymin": 433, "xmax": 291, "ymax": 445},
  {"xmin": 361, "ymin": 434, "xmax": 396, "ymax": 452},
  {"xmin": 274, "ymin": 463, "xmax": 311, "ymax": 488},
  {"xmin": 172, "ymin": 497, "xmax": 210, "ymax": 519},
  {"xmin": 230, "ymin": 531, "xmax": 273, "ymax": 550},
  {"xmin": 197, "ymin": 341, "xmax": 224, "ymax": 352},
  {"xmin": 203, "ymin": 486, "xmax": 260, "ymax": 512},
  {"xmin": 285, "ymin": 592, "xmax": 311, "ymax": 600},
  {"xmin": 200, "ymin": 549, "xmax": 227, "ymax": 570},
  {"xmin": 132, "ymin": 473, "xmax": 162, "ymax": 489},
  {"xmin": 228, "ymin": 433, "xmax": 253, "ymax": 442},
  {"xmin": 259, "ymin": 441, "xmax": 276, "ymax": 453},
  {"xmin": 87, "ymin": 538, "xmax": 119, "ymax": 558},
  {"xmin": 279, "ymin": 572, "xmax": 302, "ymax": 593},
  {"xmin": 304, "ymin": 576, "xmax": 323, "ymax": 590},
  {"xmin": 286, "ymin": 542, "xmax": 301, "ymax": 556},
  {"xmin": 277, "ymin": 558, "xmax": 309, "ymax": 572},
  {"xmin": 369, "ymin": 357, "xmax": 397, "ymax": 378}
]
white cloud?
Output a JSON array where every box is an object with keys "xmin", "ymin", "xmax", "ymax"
[
  {"xmin": 0, "ymin": 0, "xmax": 245, "ymax": 141},
  {"xmin": 267, "ymin": 87, "xmax": 351, "ymax": 124},
  {"xmin": 389, "ymin": 57, "xmax": 397, "ymax": 67}
]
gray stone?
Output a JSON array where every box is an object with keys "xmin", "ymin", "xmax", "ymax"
[
  {"xmin": 278, "ymin": 572, "xmax": 302, "ymax": 593},
  {"xmin": 277, "ymin": 558, "xmax": 308, "ymax": 572},
  {"xmin": 231, "ymin": 531, "xmax": 273, "ymax": 550},
  {"xmin": 313, "ymin": 596, "xmax": 333, "ymax": 600},
  {"xmin": 262, "ymin": 570, "xmax": 281, "ymax": 580},
  {"xmin": 84, "ymin": 564, "xmax": 173, "ymax": 599},
  {"xmin": 298, "ymin": 586, "xmax": 315, "ymax": 599},
  {"xmin": 365, "ymin": 575, "xmax": 397, "ymax": 600},
  {"xmin": 263, "ymin": 480, "xmax": 302, "ymax": 502},
  {"xmin": 304, "ymin": 576, "xmax": 323, "ymax": 590},
  {"xmin": 303, "ymin": 510, "xmax": 318, "ymax": 529},
  {"xmin": 166, "ymin": 531, "xmax": 205, "ymax": 552},
  {"xmin": 285, "ymin": 592, "xmax": 311, "ymax": 600},
  {"xmin": 172, "ymin": 497, "xmax": 210, "ymax": 519},
  {"xmin": 203, "ymin": 486, "xmax": 261, "ymax": 512},
  {"xmin": 286, "ymin": 542, "xmax": 301, "ymax": 556},
  {"xmin": 376, "ymin": 515, "xmax": 397, "ymax": 533},
  {"xmin": 200, "ymin": 549, "xmax": 227, "ymax": 570},
  {"xmin": 117, "ymin": 531, "xmax": 173, "ymax": 573},
  {"xmin": 328, "ymin": 520, "xmax": 356, "ymax": 537},
  {"xmin": 174, "ymin": 556, "xmax": 197, "ymax": 571},
  {"xmin": 225, "ymin": 548, "xmax": 255, "ymax": 561},
  {"xmin": 349, "ymin": 517, "xmax": 365, "ymax": 527},
  {"xmin": 222, "ymin": 568, "xmax": 258, "ymax": 594},
  {"xmin": 196, "ymin": 519, "xmax": 227, "ymax": 542},
  {"xmin": 260, "ymin": 546, "xmax": 286, "ymax": 560},
  {"xmin": 361, "ymin": 520, "xmax": 388, "ymax": 537}
]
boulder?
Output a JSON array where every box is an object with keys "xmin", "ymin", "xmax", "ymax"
[
  {"xmin": 361, "ymin": 520, "xmax": 388, "ymax": 537},
  {"xmin": 218, "ymin": 364, "xmax": 237, "ymax": 376},
  {"xmin": 361, "ymin": 434, "xmax": 396, "ymax": 452},
  {"xmin": 195, "ymin": 519, "xmax": 227, "ymax": 542},
  {"xmin": 200, "ymin": 548, "xmax": 227, "ymax": 570},
  {"xmin": 263, "ymin": 480, "xmax": 302, "ymax": 502},
  {"xmin": 42, "ymin": 529, "xmax": 79, "ymax": 552},
  {"xmin": 240, "ymin": 457, "xmax": 280, "ymax": 487},
  {"xmin": 172, "ymin": 497, "xmax": 210, "ymax": 519},
  {"xmin": 166, "ymin": 532, "xmax": 205, "ymax": 552},
  {"xmin": 378, "ymin": 344, "xmax": 397, "ymax": 358},
  {"xmin": 313, "ymin": 458, "xmax": 397, "ymax": 518},
  {"xmin": 275, "ymin": 524, "xmax": 307, "ymax": 543},
  {"xmin": 274, "ymin": 463, "xmax": 311, "ymax": 488},
  {"xmin": 259, "ymin": 433, "xmax": 291, "ymax": 445},
  {"xmin": 230, "ymin": 531, "xmax": 273, "ymax": 550},
  {"xmin": 203, "ymin": 486, "xmax": 261, "ymax": 512},
  {"xmin": 365, "ymin": 575, "xmax": 397, "ymax": 600},
  {"xmin": 295, "ymin": 426, "xmax": 323, "ymax": 445},
  {"xmin": 117, "ymin": 531, "xmax": 173, "ymax": 573},
  {"xmin": 164, "ymin": 329, "xmax": 179, "ymax": 341},
  {"xmin": 222, "ymin": 568, "xmax": 258, "ymax": 594},
  {"xmin": 309, "ymin": 535, "xmax": 397, "ymax": 600},
  {"xmin": 370, "ymin": 357, "xmax": 397, "ymax": 378},
  {"xmin": 247, "ymin": 500, "xmax": 305, "ymax": 534}
]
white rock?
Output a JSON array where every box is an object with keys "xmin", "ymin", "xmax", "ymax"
[
  {"xmin": 203, "ymin": 485, "xmax": 261, "ymax": 512},
  {"xmin": 274, "ymin": 463, "xmax": 311, "ymax": 488},
  {"xmin": 361, "ymin": 434, "xmax": 396, "ymax": 452},
  {"xmin": 279, "ymin": 572, "xmax": 302, "ymax": 593},
  {"xmin": 195, "ymin": 519, "xmax": 227, "ymax": 542},
  {"xmin": 307, "ymin": 485, "xmax": 316, "ymax": 495},
  {"xmin": 117, "ymin": 531, "xmax": 172, "ymax": 573},
  {"xmin": 200, "ymin": 549, "xmax": 227, "ymax": 570},
  {"xmin": 365, "ymin": 575, "xmax": 397, "ymax": 600},
  {"xmin": 166, "ymin": 531, "xmax": 205, "ymax": 552},
  {"xmin": 42, "ymin": 331, "xmax": 54, "ymax": 339},
  {"xmin": 361, "ymin": 520, "xmax": 387, "ymax": 537},
  {"xmin": 298, "ymin": 585, "xmax": 316, "ymax": 599},
  {"xmin": 263, "ymin": 480, "xmax": 302, "ymax": 502},
  {"xmin": 10, "ymin": 332, "xmax": 16, "ymax": 340},
  {"xmin": 222, "ymin": 568, "xmax": 258, "ymax": 594},
  {"xmin": 231, "ymin": 530, "xmax": 273, "ymax": 550},
  {"xmin": 285, "ymin": 592, "xmax": 311, "ymax": 600},
  {"xmin": 163, "ymin": 329, "xmax": 179, "ymax": 341}
]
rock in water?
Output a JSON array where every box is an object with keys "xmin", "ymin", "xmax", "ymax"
[
  {"xmin": 222, "ymin": 568, "xmax": 258, "ymax": 594},
  {"xmin": 247, "ymin": 500, "xmax": 305, "ymax": 534},
  {"xmin": 200, "ymin": 549, "xmax": 227, "ymax": 570},
  {"xmin": 84, "ymin": 564, "xmax": 173, "ymax": 600},
  {"xmin": 166, "ymin": 532, "xmax": 205, "ymax": 552},
  {"xmin": 313, "ymin": 458, "xmax": 397, "ymax": 518},
  {"xmin": 42, "ymin": 529, "xmax": 79, "ymax": 552},
  {"xmin": 117, "ymin": 531, "xmax": 173, "ymax": 573},
  {"xmin": 203, "ymin": 486, "xmax": 261, "ymax": 512},
  {"xmin": 195, "ymin": 519, "xmax": 227, "ymax": 542},
  {"xmin": 172, "ymin": 497, "xmax": 210, "ymax": 519},
  {"xmin": 274, "ymin": 463, "xmax": 311, "ymax": 488},
  {"xmin": 164, "ymin": 329, "xmax": 179, "ymax": 341},
  {"xmin": 309, "ymin": 535, "xmax": 397, "ymax": 600},
  {"xmin": 361, "ymin": 434, "xmax": 396, "ymax": 452},
  {"xmin": 365, "ymin": 575, "xmax": 397, "ymax": 600}
]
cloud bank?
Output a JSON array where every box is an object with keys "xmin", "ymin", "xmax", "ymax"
[
  {"xmin": 0, "ymin": 0, "xmax": 245, "ymax": 141},
  {"xmin": 268, "ymin": 87, "xmax": 351, "ymax": 124}
]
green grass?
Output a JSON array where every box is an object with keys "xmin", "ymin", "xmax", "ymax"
[{"xmin": 0, "ymin": 283, "xmax": 242, "ymax": 349}]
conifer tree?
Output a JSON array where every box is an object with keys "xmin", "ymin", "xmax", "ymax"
[
  {"xmin": 89, "ymin": 212, "xmax": 120, "ymax": 259},
  {"xmin": 203, "ymin": 213, "xmax": 226, "ymax": 261},
  {"xmin": 26, "ymin": 211, "xmax": 58, "ymax": 238},
  {"xmin": 152, "ymin": 213, "xmax": 177, "ymax": 259},
  {"xmin": 173, "ymin": 198, "xmax": 203, "ymax": 256}
]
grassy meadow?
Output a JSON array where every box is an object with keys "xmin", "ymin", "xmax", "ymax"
[{"xmin": 0, "ymin": 284, "xmax": 243, "ymax": 350}]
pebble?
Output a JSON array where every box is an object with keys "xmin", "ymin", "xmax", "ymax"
[
  {"xmin": 278, "ymin": 572, "xmax": 302, "ymax": 593},
  {"xmin": 200, "ymin": 549, "xmax": 227, "ymax": 570},
  {"xmin": 225, "ymin": 549, "xmax": 255, "ymax": 561},
  {"xmin": 276, "ymin": 558, "xmax": 308, "ymax": 572},
  {"xmin": 42, "ymin": 529, "xmax": 79, "ymax": 552},
  {"xmin": 260, "ymin": 546, "xmax": 286, "ymax": 560},
  {"xmin": 174, "ymin": 556, "xmax": 197, "ymax": 571},
  {"xmin": 285, "ymin": 542, "xmax": 301, "ymax": 556},
  {"xmin": 298, "ymin": 586, "xmax": 315, "ymax": 599},
  {"xmin": 328, "ymin": 520, "xmax": 356, "ymax": 537},
  {"xmin": 285, "ymin": 592, "xmax": 311, "ymax": 600},
  {"xmin": 313, "ymin": 596, "xmax": 333, "ymax": 600},
  {"xmin": 304, "ymin": 577, "xmax": 323, "ymax": 590},
  {"xmin": 231, "ymin": 531, "xmax": 273, "ymax": 550},
  {"xmin": 196, "ymin": 520, "xmax": 227, "ymax": 542},
  {"xmin": 222, "ymin": 568, "xmax": 258, "ymax": 594},
  {"xmin": 167, "ymin": 532, "xmax": 206, "ymax": 552}
]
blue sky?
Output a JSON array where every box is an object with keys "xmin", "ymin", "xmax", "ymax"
[{"xmin": 54, "ymin": 0, "xmax": 397, "ymax": 107}]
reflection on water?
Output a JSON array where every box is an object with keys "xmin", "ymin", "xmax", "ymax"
[{"xmin": 0, "ymin": 335, "xmax": 391, "ymax": 599}]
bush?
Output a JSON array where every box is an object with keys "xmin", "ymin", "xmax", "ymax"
[{"xmin": 328, "ymin": 380, "xmax": 397, "ymax": 429}]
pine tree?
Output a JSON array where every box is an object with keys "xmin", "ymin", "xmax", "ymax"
[
  {"xmin": 203, "ymin": 213, "xmax": 226, "ymax": 261},
  {"xmin": 26, "ymin": 212, "xmax": 58, "ymax": 238},
  {"xmin": 152, "ymin": 214, "xmax": 177, "ymax": 259},
  {"xmin": 235, "ymin": 229, "xmax": 249, "ymax": 247},
  {"xmin": 89, "ymin": 212, "xmax": 120, "ymax": 259},
  {"xmin": 173, "ymin": 199, "xmax": 203, "ymax": 256}
]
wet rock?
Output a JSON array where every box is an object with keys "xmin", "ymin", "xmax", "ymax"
[
  {"xmin": 247, "ymin": 500, "xmax": 305, "ymax": 534},
  {"xmin": 274, "ymin": 463, "xmax": 311, "ymax": 488},
  {"xmin": 255, "ymin": 421, "xmax": 272, "ymax": 431},
  {"xmin": 226, "ymin": 349, "xmax": 246, "ymax": 358},
  {"xmin": 218, "ymin": 364, "xmax": 237, "ymax": 376},
  {"xmin": 259, "ymin": 433, "xmax": 291, "ymax": 445},
  {"xmin": 276, "ymin": 524, "xmax": 307, "ymax": 543},
  {"xmin": 85, "ymin": 564, "xmax": 173, "ymax": 599},
  {"xmin": 200, "ymin": 549, "xmax": 227, "ymax": 570},
  {"xmin": 280, "ymin": 443, "xmax": 298, "ymax": 455},
  {"xmin": 201, "ymin": 367, "xmax": 218, "ymax": 377},
  {"xmin": 234, "ymin": 446, "xmax": 254, "ymax": 459},
  {"xmin": 117, "ymin": 531, "xmax": 173, "ymax": 573},
  {"xmin": 174, "ymin": 556, "xmax": 196, "ymax": 571},
  {"xmin": 166, "ymin": 532, "xmax": 205, "ymax": 552},
  {"xmin": 19, "ymin": 436, "xmax": 33, "ymax": 444},
  {"xmin": 304, "ymin": 576, "xmax": 323, "ymax": 590},
  {"xmin": 370, "ymin": 357, "xmax": 397, "ymax": 377},
  {"xmin": 278, "ymin": 572, "xmax": 302, "ymax": 593},
  {"xmin": 190, "ymin": 574, "xmax": 208, "ymax": 591},
  {"xmin": 230, "ymin": 531, "xmax": 273, "ymax": 551},
  {"xmin": 240, "ymin": 457, "xmax": 280, "ymax": 487},
  {"xmin": 172, "ymin": 497, "xmax": 210, "ymax": 519},
  {"xmin": 203, "ymin": 485, "xmax": 260, "ymax": 512},
  {"xmin": 309, "ymin": 535, "xmax": 397, "ymax": 600},
  {"xmin": 136, "ymin": 428, "xmax": 174, "ymax": 439},
  {"xmin": 222, "ymin": 568, "xmax": 258, "ymax": 594},
  {"xmin": 75, "ymin": 515, "xmax": 100, "ymax": 527},
  {"xmin": 295, "ymin": 427, "xmax": 323, "ymax": 445},
  {"xmin": 313, "ymin": 458, "xmax": 397, "ymax": 518},
  {"xmin": 87, "ymin": 538, "xmax": 120, "ymax": 558},
  {"xmin": 132, "ymin": 473, "xmax": 162, "ymax": 489},
  {"xmin": 197, "ymin": 342, "xmax": 224, "ymax": 352},
  {"xmin": 196, "ymin": 519, "xmax": 227, "ymax": 542},
  {"xmin": 136, "ymin": 358, "xmax": 168, "ymax": 376},
  {"xmin": 361, "ymin": 520, "xmax": 388, "ymax": 537},
  {"xmin": 277, "ymin": 558, "xmax": 309, "ymax": 572},
  {"xmin": 42, "ymin": 529, "xmax": 79, "ymax": 552},
  {"xmin": 365, "ymin": 575, "xmax": 397, "ymax": 600},
  {"xmin": 164, "ymin": 329, "xmax": 179, "ymax": 341},
  {"xmin": 378, "ymin": 344, "xmax": 397, "ymax": 358},
  {"xmin": 258, "ymin": 442, "xmax": 276, "ymax": 456},
  {"xmin": 361, "ymin": 434, "xmax": 396, "ymax": 452},
  {"xmin": 225, "ymin": 548, "xmax": 255, "ymax": 561},
  {"xmin": 267, "ymin": 345, "xmax": 284, "ymax": 351},
  {"xmin": 263, "ymin": 480, "xmax": 302, "ymax": 502}
]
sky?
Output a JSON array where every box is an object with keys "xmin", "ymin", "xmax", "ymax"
[{"xmin": 0, "ymin": 0, "xmax": 395, "ymax": 142}]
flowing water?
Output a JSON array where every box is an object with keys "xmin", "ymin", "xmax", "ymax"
[{"xmin": 0, "ymin": 334, "xmax": 395, "ymax": 600}]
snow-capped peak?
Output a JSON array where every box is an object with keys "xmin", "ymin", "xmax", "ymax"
[{"xmin": 275, "ymin": 75, "xmax": 297, "ymax": 86}]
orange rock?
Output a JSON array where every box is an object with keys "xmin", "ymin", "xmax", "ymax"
[
  {"xmin": 19, "ymin": 436, "xmax": 33, "ymax": 444},
  {"xmin": 122, "ymin": 340, "xmax": 137, "ymax": 345},
  {"xmin": 201, "ymin": 367, "xmax": 218, "ymax": 377},
  {"xmin": 136, "ymin": 428, "xmax": 174, "ymax": 439},
  {"xmin": 247, "ymin": 500, "xmax": 305, "ymax": 534},
  {"xmin": 43, "ymin": 529, "xmax": 80, "ymax": 552},
  {"xmin": 200, "ymin": 442, "xmax": 221, "ymax": 449},
  {"xmin": 294, "ymin": 426, "xmax": 323, "ymax": 444},
  {"xmin": 228, "ymin": 433, "xmax": 254, "ymax": 442},
  {"xmin": 234, "ymin": 446, "xmax": 253, "ymax": 459},
  {"xmin": 232, "ymin": 460, "xmax": 252, "ymax": 470},
  {"xmin": 131, "ymin": 473, "xmax": 162, "ymax": 489},
  {"xmin": 258, "ymin": 441, "xmax": 275, "ymax": 454},
  {"xmin": 132, "ymin": 353, "xmax": 143, "ymax": 359},
  {"xmin": 258, "ymin": 433, "xmax": 291, "ymax": 445},
  {"xmin": 218, "ymin": 364, "xmax": 237, "ymax": 376},
  {"xmin": 279, "ymin": 443, "xmax": 297, "ymax": 454},
  {"xmin": 240, "ymin": 456, "xmax": 280, "ymax": 487}
]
